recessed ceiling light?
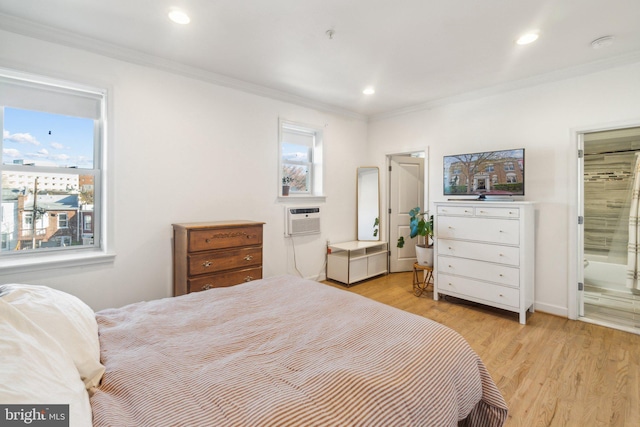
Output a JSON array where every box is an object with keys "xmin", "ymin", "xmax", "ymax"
[
  {"xmin": 516, "ymin": 32, "xmax": 539, "ymax": 45},
  {"xmin": 168, "ymin": 9, "xmax": 190, "ymax": 25},
  {"xmin": 363, "ymin": 87, "xmax": 375, "ymax": 95}
]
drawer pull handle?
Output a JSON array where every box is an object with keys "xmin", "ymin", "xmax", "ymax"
[
  {"xmin": 244, "ymin": 276, "xmax": 254, "ymax": 282},
  {"xmin": 499, "ymin": 253, "xmax": 504, "ymax": 257},
  {"xmin": 448, "ymin": 283, "xmax": 452, "ymax": 286},
  {"xmin": 499, "ymin": 294, "xmax": 504, "ymax": 297},
  {"xmin": 244, "ymin": 255, "xmax": 253, "ymax": 261},
  {"xmin": 499, "ymin": 230, "xmax": 504, "ymax": 233},
  {"xmin": 202, "ymin": 261, "xmax": 212, "ymax": 267},
  {"xmin": 448, "ymin": 265, "xmax": 452, "ymax": 268},
  {"xmin": 205, "ymin": 238, "xmax": 211, "ymax": 243},
  {"xmin": 448, "ymin": 247, "xmax": 453, "ymax": 250},
  {"xmin": 499, "ymin": 273, "xmax": 504, "ymax": 277},
  {"xmin": 448, "ymin": 226, "xmax": 453, "ymax": 229},
  {"xmin": 202, "ymin": 284, "xmax": 213, "ymax": 290}
]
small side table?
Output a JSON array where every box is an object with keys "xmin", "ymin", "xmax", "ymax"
[{"xmin": 413, "ymin": 262, "xmax": 433, "ymax": 297}]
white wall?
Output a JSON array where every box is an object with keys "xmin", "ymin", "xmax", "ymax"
[
  {"xmin": 0, "ymin": 30, "xmax": 368, "ymax": 311},
  {"xmin": 368, "ymin": 61, "xmax": 640, "ymax": 317}
]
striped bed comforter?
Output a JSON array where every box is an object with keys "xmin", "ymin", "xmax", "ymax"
[{"xmin": 91, "ymin": 275, "xmax": 507, "ymax": 426}]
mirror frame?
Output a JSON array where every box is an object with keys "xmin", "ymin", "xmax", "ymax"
[{"xmin": 357, "ymin": 166, "xmax": 380, "ymax": 241}]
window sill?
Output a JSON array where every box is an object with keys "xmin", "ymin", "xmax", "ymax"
[
  {"xmin": 278, "ymin": 195, "xmax": 326, "ymax": 203},
  {"xmin": 0, "ymin": 250, "xmax": 116, "ymax": 275}
]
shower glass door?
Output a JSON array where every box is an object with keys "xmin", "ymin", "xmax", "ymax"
[{"xmin": 581, "ymin": 126, "xmax": 640, "ymax": 331}]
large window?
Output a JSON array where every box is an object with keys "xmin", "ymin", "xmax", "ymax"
[
  {"xmin": 279, "ymin": 120, "xmax": 323, "ymax": 197},
  {"xmin": 0, "ymin": 71, "xmax": 105, "ymax": 259}
]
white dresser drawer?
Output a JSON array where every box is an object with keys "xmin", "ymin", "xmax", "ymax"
[
  {"xmin": 438, "ymin": 255, "xmax": 520, "ymax": 287},
  {"xmin": 475, "ymin": 207, "xmax": 520, "ymax": 218},
  {"xmin": 436, "ymin": 205, "xmax": 474, "ymax": 216},
  {"xmin": 437, "ymin": 239, "xmax": 520, "ymax": 266},
  {"xmin": 437, "ymin": 216, "xmax": 519, "ymax": 245},
  {"xmin": 438, "ymin": 273, "xmax": 519, "ymax": 309}
]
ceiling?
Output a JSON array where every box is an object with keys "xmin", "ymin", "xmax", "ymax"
[{"xmin": 1, "ymin": 0, "xmax": 639, "ymax": 119}]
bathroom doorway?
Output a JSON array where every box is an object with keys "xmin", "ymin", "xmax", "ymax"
[{"xmin": 580, "ymin": 126, "xmax": 640, "ymax": 332}]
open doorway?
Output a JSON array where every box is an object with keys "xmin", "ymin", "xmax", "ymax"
[{"xmin": 387, "ymin": 152, "xmax": 426, "ymax": 272}]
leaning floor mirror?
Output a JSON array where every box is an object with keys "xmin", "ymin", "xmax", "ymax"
[{"xmin": 357, "ymin": 167, "xmax": 380, "ymax": 241}]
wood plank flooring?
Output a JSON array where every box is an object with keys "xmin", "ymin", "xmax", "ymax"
[{"xmin": 324, "ymin": 272, "xmax": 640, "ymax": 426}]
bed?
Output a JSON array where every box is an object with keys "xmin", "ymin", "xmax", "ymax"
[{"xmin": 1, "ymin": 276, "xmax": 507, "ymax": 426}]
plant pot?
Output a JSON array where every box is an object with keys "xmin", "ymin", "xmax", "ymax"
[
  {"xmin": 282, "ymin": 185, "xmax": 290, "ymax": 196},
  {"xmin": 415, "ymin": 244, "xmax": 434, "ymax": 267}
]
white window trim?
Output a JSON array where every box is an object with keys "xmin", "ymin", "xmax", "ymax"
[
  {"xmin": 0, "ymin": 68, "xmax": 114, "ymax": 273},
  {"xmin": 278, "ymin": 118, "xmax": 326, "ymax": 202}
]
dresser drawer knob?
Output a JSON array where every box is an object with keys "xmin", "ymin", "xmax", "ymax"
[
  {"xmin": 244, "ymin": 276, "xmax": 254, "ymax": 282},
  {"xmin": 499, "ymin": 273, "xmax": 504, "ymax": 277},
  {"xmin": 244, "ymin": 255, "xmax": 253, "ymax": 261},
  {"xmin": 202, "ymin": 261, "xmax": 212, "ymax": 267},
  {"xmin": 499, "ymin": 293, "xmax": 504, "ymax": 297},
  {"xmin": 205, "ymin": 238, "xmax": 211, "ymax": 243},
  {"xmin": 448, "ymin": 265, "xmax": 452, "ymax": 268},
  {"xmin": 202, "ymin": 284, "xmax": 213, "ymax": 290}
]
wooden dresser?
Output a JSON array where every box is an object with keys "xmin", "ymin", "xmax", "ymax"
[
  {"xmin": 172, "ymin": 220, "xmax": 264, "ymax": 296},
  {"xmin": 433, "ymin": 201, "xmax": 535, "ymax": 324}
]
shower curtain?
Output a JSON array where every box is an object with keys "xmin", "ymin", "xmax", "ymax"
[{"xmin": 627, "ymin": 153, "xmax": 640, "ymax": 290}]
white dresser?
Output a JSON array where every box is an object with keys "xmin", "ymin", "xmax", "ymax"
[{"xmin": 433, "ymin": 201, "xmax": 535, "ymax": 324}]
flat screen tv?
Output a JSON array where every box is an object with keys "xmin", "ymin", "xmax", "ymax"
[{"xmin": 443, "ymin": 148, "xmax": 525, "ymax": 198}]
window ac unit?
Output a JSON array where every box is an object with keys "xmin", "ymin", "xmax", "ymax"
[{"xmin": 286, "ymin": 207, "xmax": 321, "ymax": 236}]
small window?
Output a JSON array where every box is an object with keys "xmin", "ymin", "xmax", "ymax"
[
  {"xmin": 58, "ymin": 213, "xmax": 69, "ymax": 229},
  {"xmin": 503, "ymin": 162, "xmax": 515, "ymax": 171},
  {"xmin": 279, "ymin": 120, "xmax": 323, "ymax": 197}
]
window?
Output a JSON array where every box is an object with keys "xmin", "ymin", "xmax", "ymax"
[
  {"xmin": 279, "ymin": 120, "xmax": 323, "ymax": 197},
  {"xmin": 485, "ymin": 164, "xmax": 494, "ymax": 172},
  {"xmin": 58, "ymin": 213, "xmax": 69, "ymax": 229},
  {"xmin": 83, "ymin": 214, "xmax": 92, "ymax": 232},
  {"xmin": 504, "ymin": 162, "xmax": 515, "ymax": 171},
  {"xmin": 0, "ymin": 70, "xmax": 106, "ymax": 261}
]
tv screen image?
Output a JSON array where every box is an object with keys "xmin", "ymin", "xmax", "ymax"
[{"xmin": 443, "ymin": 148, "xmax": 525, "ymax": 197}]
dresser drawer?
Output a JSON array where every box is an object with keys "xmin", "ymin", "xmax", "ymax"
[
  {"xmin": 438, "ymin": 273, "xmax": 519, "ymax": 309},
  {"xmin": 437, "ymin": 239, "xmax": 519, "ymax": 266},
  {"xmin": 188, "ymin": 247, "xmax": 262, "ymax": 276},
  {"xmin": 437, "ymin": 216, "xmax": 519, "ymax": 245},
  {"xmin": 436, "ymin": 205, "xmax": 474, "ymax": 216},
  {"xmin": 188, "ymin": 225, "xmax": 263, "ymax": 252},
  {"xmin": 188, "ymin": 267, "xmax": 263, "ymax": 292},
  {"xmin": 437, "ymin": 255, "xmax": 520, "ymax": 287},
  {"xmin": 475, "ymin": 207, "xmax": 519, "ymax": 218}
]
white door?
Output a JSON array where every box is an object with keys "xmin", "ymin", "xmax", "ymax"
[{"xmin": 389, "ymin": 155, "xmax": 424, "ymax": 272}]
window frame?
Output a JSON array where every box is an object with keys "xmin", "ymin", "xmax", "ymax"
[
  {"xmin": 278, "ymin": 119, "xmax": 325, "ymax": 201},
  {"xmin": 0, "ymin": 68, "xmax": 114, "ymax": 273}
]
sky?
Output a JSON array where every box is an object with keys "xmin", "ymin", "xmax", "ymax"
[{"xmin": 2, "ymin": 107, "xmax": 94, "ymax": 169}]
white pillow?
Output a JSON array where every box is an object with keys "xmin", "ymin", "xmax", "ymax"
[
  {"xmin": 0, "ymin": 299, "xmax": 92, "ymax": 427},
  {"xmin": 0, "ymin": 284, "xmax": 105, "ymax": 389}
]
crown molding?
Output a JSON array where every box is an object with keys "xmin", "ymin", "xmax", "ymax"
[{"xmin": 0, "ymin": 13, "xmax": 367, "ymax": 121}]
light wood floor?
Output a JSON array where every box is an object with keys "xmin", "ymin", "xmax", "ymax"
[{"xmin": 324, "ymin": 272, "xmax": 640, "ymax": 427}]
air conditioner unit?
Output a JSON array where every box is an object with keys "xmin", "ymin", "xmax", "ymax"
[{"xmin": 285, "ymin": 207, "xmax": 321, "ymax": 236}]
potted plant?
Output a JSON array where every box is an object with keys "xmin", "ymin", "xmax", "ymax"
[
  {"xmin": 397, "ymin": 207, "xmax": 434, "ymax": 266},
  {"xmin": 282, "ymin": 176, "xmax": 292, "ymax": 196}
]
